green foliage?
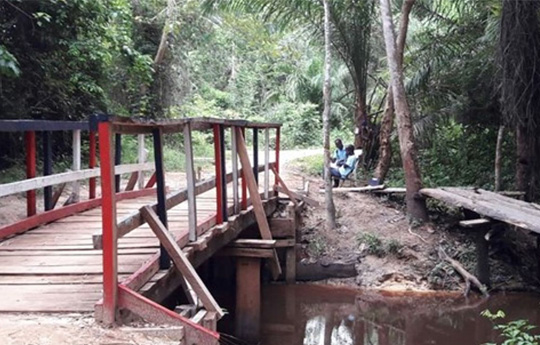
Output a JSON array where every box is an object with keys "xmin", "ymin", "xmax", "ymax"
[
  {"xmin": 482, "ymin": 310, "xmax": 540, "ymax": 345},
  {"xmin": 293, "ymin": 155, "xmax": 324, "ymax": 177},
  {"xmin": 357, "ymin": 232, "xmax": 385, "ymax": 257},
  {"xmin": 0, "ymin": 45, "xmax": 20, "ymax": 78},
  {"xmin": 386, "ymin": 120, "xmax": 515, "ymax": 189},
  {"xmin": 356, "ymin": 232, "xmax": 403, "ymax": 257},
  {"xmin": 307, "ymin": 234, "xmax": 327, "ymax": 257}
]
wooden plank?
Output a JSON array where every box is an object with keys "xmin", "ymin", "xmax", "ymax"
[
  {"xmin": 272, "ymin": 167, "xmax": 298, "ymax": 207},
  {"xmin": 0, "ymin": 162, "xmax": 154, "ymax": 198},
  {"xmin": 459, "ymin": 219, "xmax": 492, "ymax": 228},
  {"xmin": 142, "ymin": 198, "xmax": 277, "ymax": 303},
  {"xmin": 235, "ymin": 127, "xmax": 281, "ymax": 279},
  {"xmin": 421, "ymin": 188, "xmax": 540, "ymax": 233},
  {"xmin": 269, "ymin": 218, "xmax": 296, "ymax": 238},
  {"xmin": 116, "ymin": 285, "xmax": 220, "ymax": 345},
  {"xmin": 51, "ymin": 182, "xmax": 66, "ymax": 208},
  {"xmin": 321, "ymin": 185, "xmax": 385, "ymax": 193},
  {"xmin": 141, "ymin": 206, "xmax": 224, "ymax": 318},
  {"xmin": 125, "ymin": 172, "xmax": 139, "ymax": 191},
  {"xmin": 184, "ymin": 123, "xmax": 197, "ymax": 242},
  {"xmin": 275, "ymin": 239, "xmax": 296, "ymax": 247},
  {"xmin": 229, "ymin": 239, "xmax": 277, "ymax": 249},
  {"xmin": 191, "ymin": 310, "xmax": 208, "ymax": 324},
  {"xmin": 275, "ymin": 185, "xmax": 319, "ymax": 207},
  {"xmin": 218, "ymin": 248, "xmax": 274, "ymax": 258}
]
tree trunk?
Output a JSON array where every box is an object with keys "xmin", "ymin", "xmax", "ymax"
[
  {"xmin": 379, "ymin": 0, "xmax": 428, "ymax": 221},
  {"xmin": 323, "ymin": 0, "xmax": 336, "ymax": 229},
  {"xmin": 494, "ymin": 125, "xmax": 505, "ymax": 192},
  {"xmin": 154, "ymin": 0, "xmax": 176, "ymax": 67},
  {"xmin": 516, "ymin": 124, "xmax": 532, "ymax": 200},
  {"xmin": 354, "ymin": 93, "xmax": 369, "ymax": 149},
  {"xmin": 374, "ymin": 0, "xmax": 416, "ymax": 183}
]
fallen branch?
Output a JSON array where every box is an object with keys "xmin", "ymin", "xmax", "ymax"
[{"xmin": 438, "ymin": 247, "xmax": 489, "ymax": 298}]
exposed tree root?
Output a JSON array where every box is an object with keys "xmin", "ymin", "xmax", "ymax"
[{"xmin": 438, "ymin": 247, "xmax": 489, "ymax": 298}]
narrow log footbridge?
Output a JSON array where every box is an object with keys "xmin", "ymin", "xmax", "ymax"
[{"xmin": 0, "ymin": 117, "xmax": 300, "ymax": 345}]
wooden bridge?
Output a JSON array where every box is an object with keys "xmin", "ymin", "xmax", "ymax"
[{"xmin": 0, "ymin": 116, "xmax": 301, "ymax": 344}]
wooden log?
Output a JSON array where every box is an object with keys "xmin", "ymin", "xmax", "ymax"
[
  {"xmin": 296, "ymin": 260, "xmax": 357, "ymax": 281},
  {"xmin": 141, "ymin": 206, "xmax": 224, "ymax": 318}
]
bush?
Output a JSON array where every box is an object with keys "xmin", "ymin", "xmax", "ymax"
[{"xmin": 482, "ymin": 310, "xmax": 540, "ymax": 345}]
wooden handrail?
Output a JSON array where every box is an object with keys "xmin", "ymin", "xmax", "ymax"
[
  {"xmin": 91, "ymin": 163, "xmax": 275, "ymax": 249},
  {"xmin": 0, "ymin": 162, "xmax": 155, "ymax": 198}
]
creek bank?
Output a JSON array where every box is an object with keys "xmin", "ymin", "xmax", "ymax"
[{"xmin": 281, "ymin": 171, "xmax": 539, "ymax": 294}]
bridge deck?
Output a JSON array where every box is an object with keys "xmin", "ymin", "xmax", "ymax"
[{"xmin": 0, "ymin": 187, "xmax": 236, "ymax": 313}]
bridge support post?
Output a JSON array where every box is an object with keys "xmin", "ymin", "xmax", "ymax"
[
  {"xmin": 475, "ymin": 228, "xmax": 491, "ymax": 287},
  {"xmin": 235, "ymin": 257, "xmax": 261, "ymax": 343},
  {"xmin": 98, "ymin": 118, "xmax": 118, "ymax": 325}
]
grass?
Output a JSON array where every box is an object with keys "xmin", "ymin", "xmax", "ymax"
[
  {"xmin": 356, "ymin": 232, "xmax": 403, "ymax": 257},
  {"xmin": 292, "ymin": 154, "xmax": 324, "ymax": 177},
  {"xmin": 307, "ymin": 235, "xmax": 327, "ymax": 257}
]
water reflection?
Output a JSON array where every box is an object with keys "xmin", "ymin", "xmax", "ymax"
[{"xmin": 261, "ymin": 285, "xmax": 540, "ymax": 345}]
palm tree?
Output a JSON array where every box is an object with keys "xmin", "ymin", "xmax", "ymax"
[{"xmin": 203, "ymin": 0, "xmax": 377, "ymax": 149}]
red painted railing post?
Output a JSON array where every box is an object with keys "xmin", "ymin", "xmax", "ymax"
[
  {"xmin": 89, "ymin": 131, "xmax": 97, "ymax": 199},
  {"xmin": 213, "ymin": 125, "xmax": 223, "ymax": 224},
  {"xmin": 25, "ymin": 131, "xmax": 36, "ymax": 217},
  {"xmin": 240, "ymin": 127, "xmax": 248, "ymax": 210},
  {"xmin": 275, "ymin": 127, "xmax": 280, "ymax": 188},
  {"xmin": 98, "ymin": 119, "xmax": 118, "ymax": 325}
]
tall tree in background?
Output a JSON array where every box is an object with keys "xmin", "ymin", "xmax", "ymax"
[
  {"xmin": 379, "ymin": 0, "xmax": 428, "ymax": 221},
  {"xmin": 374, "ymin": 0, "xmax": 416, "ymax": 183},
  {"xmin": 499, "ymin": 0, "xmax": 540, "ymax": 200},
  {"xmin": 322, "ymin": 0, "xmax": 336, "ymax": 229},
  {"xmin": 203, "ymin": 0, "xmax": 377, "ymax": 151}
]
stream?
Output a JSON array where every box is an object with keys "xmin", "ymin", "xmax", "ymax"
[{"xmin": 259, "ymin": 284, "xmax": 540, "ymax": 345}]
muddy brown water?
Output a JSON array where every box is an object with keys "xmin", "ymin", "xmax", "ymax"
[{"xmin": 259, "ymin": 284, "xmax": 540, "ymax": 345}]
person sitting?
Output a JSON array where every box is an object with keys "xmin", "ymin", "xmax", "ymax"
[
  {"xmin": 332, "ymin": 139, "xmax": 347, "ymax": 165},
  {"xmin": 330, "ymin": 145, "xmax": 357, "ymax": 187}
]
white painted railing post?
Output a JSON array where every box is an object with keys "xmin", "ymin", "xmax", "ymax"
[
  {"xmin": 231, "ymin": 126, "xmax": 240, "ymax": 213},
  {"xmin": 184, "ymin": 123, "xmax": 197, "ymax": 242},
  {"xmin": 72, "ymin": 130, "xmax": 81, "ymax": 201},
  {"xmin": 137, "ymin": 134, "xmax": 146, "ymax": 189},
  {"xmin": 264, "ymin": 128, "xmax": 269, "ymax": 199}
]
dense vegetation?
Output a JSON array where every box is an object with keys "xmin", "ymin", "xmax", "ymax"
[{"xmin": 1, "ymin": 0, "xmax": 538, "ymax": 197}]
